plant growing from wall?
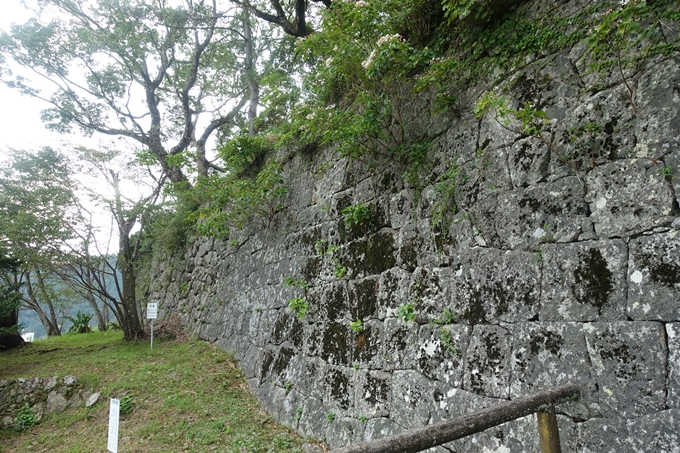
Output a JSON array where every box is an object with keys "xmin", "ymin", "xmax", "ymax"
[
  {"xmin": 288, "ymin": 297, "xmax": 309, "ymax": 320},
  {"xmin": 342, "ymin": 203, "xmax": 373, "ymax": 228},
  {"xmin": 474, "ymin": 93, "xmax": 582, "ymax": 175},
  {"xmin": 586, "ymin": 0, "xmax": 650, "ymax": 114},
  {"xmin": 15, "ymin": 404, "xmax": 37, "ymax": 431},
  {"xmin": 350, "ymin": 319, "xmax": 364, "ymax": 334},
  {"xmin": 193, "ymin": 160, "xmax": 288, "ymax": 240},
  {"xmin": 398, "ymin": 303, "xmax": 417, "ymax": 322},
  {"xmin": 282, "ymin": 276, "xmax": 311, "ymax": 319},
  {"xmin": 439, "ymin": 328, "xmax": 461, "ymax": 357}
]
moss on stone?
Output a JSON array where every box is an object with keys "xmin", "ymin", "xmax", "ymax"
[{"xmin": 573, "ymin": 248, "xmax": 613, "ymax": 315}]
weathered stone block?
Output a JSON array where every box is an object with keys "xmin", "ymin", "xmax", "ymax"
[
  {"xmin": 353, "ymin": 370, "xmax": 391, "ymax": 418},
  {"xmin": 450, "ymin": 248, "xmax": 541, "ymax": 324},
  {"xmin": 584, "ymin": 322, "xmax": 667, "ymax": 418},
  {"xmin": 635, "ymin": 58, "xmax": 680, "ymax": 159},
  {"xmin": 430, "ymin": 386, "xmax": 501, "ymax": 423},
  {"xmin": 323, "ymin": 366, "xmax": 354, "ymax": 414},
  {"xmin": 668, "ymin": 323, "xmax": 680, "ymax": 410},
  {"xmin": 377, "ymin": 318, "xmax": 420, "ymax": 371},
  {"xmin": 390, "ymin": 370, "xmax": 438, "ymax": 428},
  {"xmin": 463, "ymin": 325, "xmax": 512, "ymax": 399},
  {"xmin": 627, "ymin": 231, "xmax": 680, "ymax": 321},
  {"xmin": 325, "ymin": 416, "xmax": 366, "ymax": 449},
  {"xmin": 565, "ymin": 409, "xmax": 680, "ymax": 453},
  {"xmin": 585, "ymin": 159, "xmax": 676, "ymax": 238},
  {"xmin": 375, "ymin": 268, "xmax": 411, "ymax": 320},
  {"xmin": 509, "ymin": 322, "xmax": 595, "ymax": 419},
  {"xmin": 506, "ymin": 137, "xmax": 550, "ymax": 188},
  {"xmin": 540, "ymin": 240, "xmax": 628, "ymax": 321},
  {"xmin": 415, "ymin": 324, "xmax": 470, "ymax": 386},
  {"xmin": 363, "ymin": 417, "xmax": 403, "ymax": 443}
]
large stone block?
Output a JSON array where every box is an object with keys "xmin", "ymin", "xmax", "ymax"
[
  {"xmin": 668, "ymin": 323, "xmax": 680, "ymax": 410},
  {"xmin": 415, "ymin": 324, "xmax": 471, "ymax": 386},
  {"xmin": 353, "ymin": 370, "xmax": 391, "ymax": 418},
  {"xmin": 463, "ymin": 325, "xmax": 512, "ymax": 399},
  {"xmin": 390, "ymin": 370, "xmax": 438, "ymax": 428},
  {"xmin": 627, "ymin": 231, "xmax": 680, "ymax": 321},
  {"xmin": 540, "ymin": 240, "xmax": 628, "ymax": 321},
  {"xmin": 585, "ymin": 159, "xmax": 676, "ymax": 238},
  {"xmin": 584, "ymin": 322, "xmax": 667, "ymax": 418},
  {"xmin": 635, "ymin": 58, "xmax": 680, "ymax": 159},
  {"xmin": 509, "ymin": 322, "xmax": 595, "ymax": 419},
  {"xmin": 450, "ymin": 248, "xmax": 541, "ymax": 324},
  {"xmin": 564, "ymin": 409, "xmax": 680, "ymax": 453}
]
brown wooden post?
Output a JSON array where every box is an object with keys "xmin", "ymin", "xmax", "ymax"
[{"xmin": 537, "ymin": 405, "xmax": 562, "ymax": 453}]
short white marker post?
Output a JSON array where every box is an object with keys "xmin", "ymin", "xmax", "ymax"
[
  {"xmin": 107, "ymin": 398, "xmax": 120, "ymax": 453},
  {"xmin": 147, "ymin": 303, "xmax": 158, "ymax": 350}
]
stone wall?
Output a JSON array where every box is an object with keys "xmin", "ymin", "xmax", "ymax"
[
  {"xmin": 0, "ymin": 377, "xmax": 92, "ymax": 430},
  {"xmin": 148, "ymin": 2, "xmax": 680, "ymax": 450}
]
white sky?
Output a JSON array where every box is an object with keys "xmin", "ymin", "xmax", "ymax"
[
  {"xmin": 0, "ymin": 2, "xmax": 153, "ymax": 248},
  {"xmin": 0, "ymin": 1, "xmax": 72, "ymax": 152}
]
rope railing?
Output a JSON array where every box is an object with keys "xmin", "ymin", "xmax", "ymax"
[{"xmin": 329, "ymin": 383, "xmax": 580, "ymax": 453}]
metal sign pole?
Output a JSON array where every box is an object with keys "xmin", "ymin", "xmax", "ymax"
[{"xmin": 147, "ymin": 303, "xmax": 158, "ymax": 350}]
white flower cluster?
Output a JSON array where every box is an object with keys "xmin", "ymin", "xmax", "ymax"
[
  {"xmin": 376, "ymin": 33, "xmax": 402, "ymax": 46},
  {"xmin": 361, "ymin": 34, "xmax": 402, "ymax": 70},
  {"xmin": 362, "ymin": 49, "xmax": 379, "ymax": 69},
  {"xmin": 325, "ymin": 56, "xmax": 335, "ymax": 67},
  {"xmin": 341, "ymin": 0, "xmax": 369, "ymax": 5}
]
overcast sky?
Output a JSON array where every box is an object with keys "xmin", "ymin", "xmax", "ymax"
[{"xmin": 0, "ymin": 1, "xmax": 92, "ymax": 153}]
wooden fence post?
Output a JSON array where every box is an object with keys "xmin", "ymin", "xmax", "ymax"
[{"xmin": 537, "ymin": 405, "xmax": 562, "ymax": 453}]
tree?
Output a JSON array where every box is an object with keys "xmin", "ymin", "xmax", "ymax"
[
  {"xmin": 0, "ymin": 0, "xmax": 250, "ymax": 183},
  {"xmin": 0, "ymin": 147, "xmax": 82, "ymax": 336},
  {"xmin": 231, "ymin": 0, "xmax": 330, "ymax": 37},
  {"xmin": 57, "ymin": 147, "xmax": 165, "ymax": 341},
  {"xmin": 0, "ymin": 254, "xmax": 24, "ymax": 351}
]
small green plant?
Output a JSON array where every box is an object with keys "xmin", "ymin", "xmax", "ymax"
[
  {"xmin": 439, "ymin": 328, "xmax": 461, "ymax": 357},
  {"xmin": 295, "ymin": 407, "xmax": 303, "ymax": 421},
  {"xmin": 359, "ymin": 415, "xmax": 367, "ymax": 422},
  {"xmin": 285, "ymin": 381, "xmax": 293, "ymax": 395},
  {"xmin": 119, "ymin": 395, "xmax": 134, "ymax": 416},
  {"xmin": 430, "ymin": 308, "xmax": 458, "ymax": 326},
  {"xmin": 353, "ymin": 362, "xmax": 360, "ymax": 370},
  {"xmin": 180, "ymin": 282, "xmax": 189, "ymax": 293},
  {"xmin": 533, "ymin": 248, "xmax": 543, "ymax": 268},
  {"xmin": 661, "ymin": 165, "xmax": 673, "ymax": 178},
  {"xmin": 342, "ymin": 203, "xmax": 372, "ymax": 227},
  {"xmin": 66, "ymin": 311, "xmax": 93, "ymax": 334},
  {"xmin": 334, "ymin": 264, "xmax": 348, "ymax": 279},
  {"xmin": 475, "ymin": 93, "xmax": 580, "ymax": 175},
  {"xmin": 350, "ymin": 319, "xmax": 364, "ymax": 334},
  {"xmin": 15, "ymin": 404, "xmax": 37, "ymax": 431},
  {"xmin": 288, "ymin": 298, "xmax": 310, "ymax": 320},
  {"xmin": 282, "ymin": 276, "xmax": 310, "ymax": 288},
  {"xmin": 326, "ymin": 412, "xmax": 336, "ymax": 421},
  {"xmin": 254, "ymin": 307, "xmax": 263, "ymax": 313},
  {"xmin": 398, "ymin": 304, "xmax": 417, "ymax": 322}
]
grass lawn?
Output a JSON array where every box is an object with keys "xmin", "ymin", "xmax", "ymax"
[{"xmin": 0, "ymin": 332, "xmax": 306, "ymax": 453}]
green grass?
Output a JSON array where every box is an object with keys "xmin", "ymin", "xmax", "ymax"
[{"xmin": 0, "ymin": 332, "xmax": 305, "ymax": 453}]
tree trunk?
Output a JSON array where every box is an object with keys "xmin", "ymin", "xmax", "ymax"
[
  {"xmin": 0, "ymin": 309, "xmax": 25, "ymax": 351},
  {"xmin": 24, "ymin": 272, "xmax": 61, "ymax": 336}
]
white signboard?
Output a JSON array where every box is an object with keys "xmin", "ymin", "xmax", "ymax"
[
  {"xmin": 107, "ymin": 398, "xmax": 120, "ymax": 453},
  {"xmin": 147, "ymin": 303, "xmax": 158, "ymax": 320}
]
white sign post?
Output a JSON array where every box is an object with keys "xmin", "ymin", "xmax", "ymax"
[
  {"xmin": 107, "ymin": 398, "xmax": 120, "ymax": 453},
  {"xmin": 147, "ymin": 303, "xmax": 158, "ymax": 350}
]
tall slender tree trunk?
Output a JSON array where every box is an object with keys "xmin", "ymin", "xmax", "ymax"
[{"xmin": 24, "ymin": 272, "xmax": 61, "ymax": 336}]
